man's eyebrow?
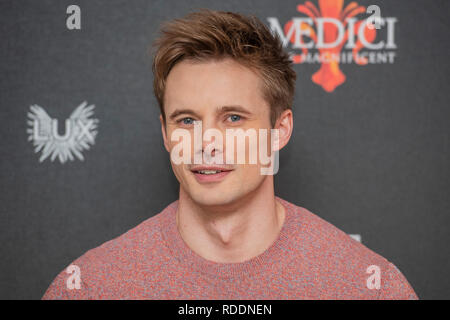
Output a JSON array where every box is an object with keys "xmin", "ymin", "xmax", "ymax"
[
  {"xmin": 168, "ymin": 109, "xmax": 201, "ymax": 120},
  {"xmin": 168, "ymin": 105, "xmax": 252, "ymax": 120},
  {"xmin": 216, "ymin": 105, "xmax": 252, "ymax": 115}
]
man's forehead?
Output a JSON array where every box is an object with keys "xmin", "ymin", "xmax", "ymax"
[
  {"xmin": 164, "ymin": 59, "xmax": 266, "ymax": 111},
  {"xmin": 166, "ymin": 58, "xmax": 261, "ymax": 90}
]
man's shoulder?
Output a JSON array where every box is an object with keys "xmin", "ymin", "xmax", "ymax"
[
  {"xmin": 42, "ymin": 201, "xmax": 176, "ymax": 299},
  {"xmin": 278, "ymin": 197, "xmax": 418, "ymax": 299},
  {"xmin": 80, "ymin": 202, "xmax": 172, "ymax": 263},
  {"xmin": 280, "ymin": 197, "xmax": 393, "ymax": 264}
]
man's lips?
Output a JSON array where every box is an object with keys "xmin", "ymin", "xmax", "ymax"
[
  {"xmin": 190, "ymin": 166, "xmax": 234, "ymax": 183},
  {"xmin": 190, "ymin": 166, "xmax": 233, "ymax": 173}
]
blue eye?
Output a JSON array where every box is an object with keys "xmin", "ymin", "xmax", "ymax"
[
  {"xmin": 181, "ymin": 117, "xmax": 195, "ymax": 125},
  {"xmin": 229, "ymin": 115, "xmax": 241, "ymax": 122}
]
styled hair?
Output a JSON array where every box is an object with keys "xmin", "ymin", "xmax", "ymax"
[{"xmin": 151, "ymin": 9, "xmax": 296, "ymax": 127}]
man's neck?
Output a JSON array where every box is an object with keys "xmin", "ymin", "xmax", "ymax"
[{"xmin": 175, "ymin": 178, "xmax": 286, "ymax": 263}]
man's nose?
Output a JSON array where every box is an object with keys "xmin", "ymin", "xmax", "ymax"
[{"xmin": 193, "ymin": 120, "xmax": 224, "ymax": 158}]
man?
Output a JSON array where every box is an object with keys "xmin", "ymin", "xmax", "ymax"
[{"xmin": 43, "ymin": 9, "xmax": 417, "ymax": 299}]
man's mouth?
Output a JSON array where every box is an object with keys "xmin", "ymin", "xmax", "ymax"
[
  {"xmin": 190, "ymin": 167, "xmax": 233, "ymax": 182},
  {"xmin": 194, "ymin": 169, "xmax": 226, "ymax": 175}
]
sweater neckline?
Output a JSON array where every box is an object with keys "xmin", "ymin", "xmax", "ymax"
[{"xmin": 160, "ymin": 196, "xmax": 297, "ymax": 279}]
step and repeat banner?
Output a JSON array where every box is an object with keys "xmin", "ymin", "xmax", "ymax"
[{"xmin": 0, "ymin": 0, "xmax": 448, "ymax": 299}]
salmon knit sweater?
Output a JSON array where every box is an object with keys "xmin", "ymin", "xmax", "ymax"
[{"xmin": 42, "ymin": 197, "xmax": 418, "ymax": 299}]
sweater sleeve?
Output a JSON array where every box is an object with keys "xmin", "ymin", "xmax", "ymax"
[
  {"xmin": 42, "ymin": 252, "xmax": 95, "ymax": 300},
  {"xmin": 377, "ymin": 262, "xmax": 418, "ymax": 300},
  {"xmin": 42, "ymin": 265, "xmax": 91, "ymax": 300}
]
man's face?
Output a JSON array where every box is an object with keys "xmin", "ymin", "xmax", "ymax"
[{"xmin": 161, "ymin": 57, "xmax": 274, "ymax": 207}]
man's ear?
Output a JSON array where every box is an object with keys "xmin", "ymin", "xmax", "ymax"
[
  {"xmin": 160, "ymin": 114, "xmax": 170, "ymax": 153},
  {"xmin": 273, "ymin": 109, "xmax": 293, "ymax": 151}
]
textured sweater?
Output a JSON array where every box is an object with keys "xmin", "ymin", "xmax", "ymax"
[{"xmin": 42, "ymin": 197, "xmax": 418, "ymax": 299}]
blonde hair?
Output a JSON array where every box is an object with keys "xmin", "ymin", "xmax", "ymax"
[{"xmin": 151, "ymin": 9, "xmax": 296, "ymax": 127}]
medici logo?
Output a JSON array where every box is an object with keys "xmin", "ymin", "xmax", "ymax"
[
  {"xmin": 27, "ymin": 101, "xmax": 99, "ymax": 163},
  {"xmin": 267, "ymin": 0, "xmax": 398, "ymax": 92}
]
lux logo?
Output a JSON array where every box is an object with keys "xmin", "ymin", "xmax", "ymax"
[
  {"xmin": 267, "ymin": 0, "xmax": 398, "ymax": 92},
  {"xmin": 26, "ymin": 101, "xmax": 99, "ymax": 163}
]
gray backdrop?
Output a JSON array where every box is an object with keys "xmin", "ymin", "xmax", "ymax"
[{"xmin": 0, "ymin": 0, "xmax": 449, "ymax": 299}]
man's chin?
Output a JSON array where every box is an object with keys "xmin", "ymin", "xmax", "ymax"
[{"xmin": 189, "ymin": 190, "xmax": 240, "ymax": 208}]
